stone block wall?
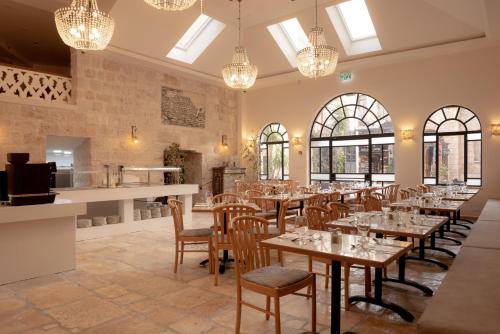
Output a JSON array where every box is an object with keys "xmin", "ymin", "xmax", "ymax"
[{"xmin": 0, "ymin": 50, "xmax": 240, "ymax": 191}]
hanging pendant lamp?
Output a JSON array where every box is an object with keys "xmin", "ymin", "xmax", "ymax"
[
  {"xmin": 296, "ymin": 0, "xmax": 338, "ymax": 79},
  {"xmin": 222, "ymin": 0, "xmax": 258, "ymax": 90}
]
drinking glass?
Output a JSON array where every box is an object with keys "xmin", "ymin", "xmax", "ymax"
[{"xmin": 356, "ymin": 213, "xmax": 371, "ymax": 238}]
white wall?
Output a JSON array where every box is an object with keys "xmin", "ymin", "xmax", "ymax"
[{"xmin": 242, "ymin": 45, "xmax": 500, "ymax": 216}]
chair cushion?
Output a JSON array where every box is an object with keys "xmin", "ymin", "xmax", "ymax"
[
  {"xmin": 180, "ymin": 228, "xmax": 212, "ymax": 237},
  {"xmin": 242, "ymin": 266, "xmax": 311, "ymax": 288}
]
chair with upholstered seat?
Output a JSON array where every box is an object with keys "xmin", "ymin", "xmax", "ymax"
[
  {"xmin": 211, "ymin": 204, "xmax": 256, "ymax": 285},
  {"xmin": 229, "ymin": 215, "xmax": 316, "ymax": 334},
  {"xmin": 168, "ymin": 199, "xmax": 212, "ymax": 273}
]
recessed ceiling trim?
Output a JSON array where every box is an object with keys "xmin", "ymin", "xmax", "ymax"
[{"xmin": 267, "ymin": 18, "xmax": 309, "ymax": 67}]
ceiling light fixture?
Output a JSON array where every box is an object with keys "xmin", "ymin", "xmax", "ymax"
[
  {"xmin": 296, "ymin": 0, "xmax": 338, "ymax": 79},
  {"xmin": 222, "ymin": 0, "xmax": 258, "ymax": 90},
  {"xmin": 144, "ymin": 0, "xmax": 197, "ymax": 11},
  {"xmin": 55, "ymin": 0, "xmax": 115, "ymax": 50}
]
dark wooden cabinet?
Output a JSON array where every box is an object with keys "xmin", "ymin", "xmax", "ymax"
[{"xmin": 212, "ymin": 167, "xmax": 246, "ymax": 195}]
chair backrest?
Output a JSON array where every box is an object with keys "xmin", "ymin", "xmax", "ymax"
[
  {"xmin": 399, "ymin": 189, "xmax": 410, "ymax": 200},
  {"xmin": 277, "ymin": 200, "xmax": 290, "ymax": 234},
  {"xmin": 213, "ymin": 193, "xmax": 239, "ymax": 204},
  {"xmin": 304, "ymin": 206, "xmax": 331, "ymax": 231},
  {"xmin": 229, "ymin": 216, "xmax": 271, "ymax": 278},
  {"xmin": 212, "ymin": 204, "xmax": 256, "ymax": 244},
  {"xmin": 235, "ymin": 180, "xmax": 250, "ymax": 195},
  {"xmin": 325, "ymin": 191, "xmax": 341, "ymax": 203},
  {"xmin": 388, "ymin": 184, "xmax": 400, "ymax": 202},
  {"xmin": 247, "ymin": 189, "xmax": 274, "ymax": 211},
  {"xmin": 327, "ymin": 202, "xmax": 350, "ymax": 219},
  {"xmin": 306, "ymin": 194, "xmax": 326, "ymax": 207},
  {"xmin": 168, "ymin": 199, "xmax": 184, "ymax": 237},
  {"xmin": 363, "ymin": 195, "xmax": 382, "ymax": 211},
  {"xmin": 371, "ymin": 192, "xmax": 386, "ymax": 201}
]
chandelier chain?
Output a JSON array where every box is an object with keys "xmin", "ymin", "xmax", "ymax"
[
  {"xmin": 315, "ymin": 0, "xmax": 318, "ymax": 27},
  {"xmin": 238, "ymin": 0, "xmax": 241, "ymax": 46},
  {"xmin": 200, "ymin": 0, "xmax": 203, "ymax": 14}
]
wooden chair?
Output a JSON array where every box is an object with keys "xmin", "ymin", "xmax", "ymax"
[
  {"xmin": 304, "ymin": 206, "xmax": 353, "ymax": 308},
  {"xmin": 235, "ymin": 181, "xmax": 250, "ymax": 195},
  {"xmin": 305, "ymin": 193, "xmax": 326, "ymax": 207},
  {"xmin": 387, "ymin": 184, "xmax": 400, "ymax": 203},
  {"xmin": 325, "ymin": 191, "xmax": 341, "ymax": 204},
  {"xmin": 168, "ymin": 199, "xmax": 212, "ymax": 273},
  {"xmin": 371, "ymin": 192, "xmax": 386, "ymax": 201},
  {"xmin": 211, "ymin": 204, "xmax": 256, "ymax": 285},
  {"xmin": 327, "ymin": 202, "xmax": 350, "ymax": 219},
  {"xmin": 399, "ymin": 189, "xmax": 410, "ymax": 200},
  {"xmin": 363, "ymin": 195, "xmax": 382, "ymax": 211},
  {"xmin": 212, "ymin": 193, "xmax": 239, "ymax": 204},
  {"xmin": 229, "ymin": 216, "xmax": 316, "ymax": 334}
]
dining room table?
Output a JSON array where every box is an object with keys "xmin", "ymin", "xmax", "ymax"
[
  {"xmin": 326, "ymin": 212, "xmax": 450, "ymax": 271},
  {"xmin": 249, "ymin": 193, "xmax": 317, "ymax": 222},
  {"xmin": 390, "ymin": 200, "xmax": 465, "ymax": 254},
  {"xmin": 261, "ymin": 232, "xmax": 413, "ymax": 334}
]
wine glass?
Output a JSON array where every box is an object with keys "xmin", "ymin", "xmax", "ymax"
[{"xmin": 356, "ymin": 213, "xmax": 371, "ymax": 248}]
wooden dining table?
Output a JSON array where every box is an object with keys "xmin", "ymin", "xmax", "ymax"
[
  {"xmin": 390, "ymin": 200, "xmax": 465, "ymax": 254},
  {"xmin": 326, "ymin": 213, "xmax": 450, "ymax": 271},
  {"xmin": 261, "ymin": 232, "xmax": 413, "ymax": 334},
  {"xmin": 249, "ymin": 193, "xmax": 317, "ymax": 221}
]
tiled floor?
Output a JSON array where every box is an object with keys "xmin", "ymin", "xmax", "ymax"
[{"xmin": 0, "ymin": 213, "xmax": 466, "ymax": 334}]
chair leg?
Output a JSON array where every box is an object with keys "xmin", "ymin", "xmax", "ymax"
[
  {"xmin": 174, "ymin": 241, "xmax": 179, "ymax": 273},
  {"xmin": 180, "ymin": 241, "xmax": 184, "ymax": 264},
  {"xmin": 235, "ymin": 286, "xmax": 242, "ymax": 334},
  {"xmin": 265, "ymin": 296, "xmax": 271, "ymax": 320},
  {"xmin": 274, "ymin": 297, "xmax": 281, "ymax": 334},
  {"xmin": 278, "ymin": 250, "xmax": 284, "ymax": 266},
  {"xmin": 311, "ymin": 276, "xmax": 317, "ymax": 334},
  {"xmin": 325, "ymin": 263, "xmax": 330, "ymax": 289},
  {"xmin": 214, "ymin": 247, "xmax": 219, "ymax": 286},
  {"xmin": 208, "ymin": 239, "xmax": 214, "ymax": 275},
  {"xmin": 306, "ymin": 256, "xmax": 313, "ymax": 297},
  {"xmin": 344, "ymin": 263, "xmax": 351, "ymax": 310}
]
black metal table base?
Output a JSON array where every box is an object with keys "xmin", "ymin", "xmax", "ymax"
[
  {"xmin": 405, "ymin": 256, "xmax": 448, "ymax": 270},
  {"xmin": 349, "ymin": 268, "xmax": 415, "ymax": 322},
  {"xmin": 382, "ymin": 256, "xmax": 433, "ymax": 296},
  {"xmin": 451, "ymin": 223, "xmax": 471, "ymax": 230},
  {"xmin": 218, "ymin": 250, "xmax": 233, "ymax": 274},
  {"xmin": 435, "ymin": 235, "xmax": 462, "ymax": 245},
  {"xmin": 408, "ymin": 236, "xmax": 452, "ymax": 268}
]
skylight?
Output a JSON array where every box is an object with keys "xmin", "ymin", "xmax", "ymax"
[
  {"xmin": 267, "ymin": 18, "xmax": 309, "ymax": 67},
  {"xmin": 337, "ymin": 0, "xmax": 377, "ymax": 41},
  {"xmin": 167, "ymin": 14, "xmax": 225, "ymax": 64},
  {"xmin": 326, "ymin": 0, "xmax": 381, "ymax": 56}
]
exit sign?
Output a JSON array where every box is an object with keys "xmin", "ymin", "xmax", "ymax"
[{"xmin": 339, "ymin": 72, "xmax": 353, "ymax": 81}]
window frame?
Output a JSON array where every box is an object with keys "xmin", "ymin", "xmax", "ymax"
[
  {"xmin": 259, "ymin": 123, "xmax": 289, "ymax": 180},
  {"xmin": 309, "ymin": 93, "xmax": 395, "ymax": 185},
  {"xmin": 421, "ymin": 105, "xmax": 482, "ymax": 186}
]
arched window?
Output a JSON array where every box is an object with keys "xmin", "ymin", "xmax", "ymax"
[
  {"xmin": 259, "ymin": 123, "xmax": 289, "ymax": 180},
  {"xmin": 422, "ymin": 106, "xmax": 481, "ymax": 186},
  {"xmin": 310, "ymin": 93, "xmax": 395, "ymax": 185}
]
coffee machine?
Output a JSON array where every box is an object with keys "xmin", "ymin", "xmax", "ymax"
[{"xmin": 1, "ymin": 153, "xmax": 56, "ymax": 206}]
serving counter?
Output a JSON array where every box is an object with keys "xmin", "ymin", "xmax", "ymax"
[{"xmin": 0, "ymin": 200, "xmax": 86, "ymax": 285}]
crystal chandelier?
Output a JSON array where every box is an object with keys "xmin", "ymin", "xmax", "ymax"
[
  {"xmin": 143, "ymin": 0, "xmax": 197, "ymax": 11},
  {"xmin": 55, "ymin": 0, "xmax": 115, "ymax": 50},
  {"xmin": 296, "ymin": 0, "xmax": 338, "ymax": 79},
  {"xmin": 222, "ymin": 0, "xmax": 258, "ymax": 90}
]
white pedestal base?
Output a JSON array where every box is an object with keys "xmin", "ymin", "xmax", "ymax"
[{"xmin": 0, "ymin": 216, "xmax": 76, "ymax": 285}]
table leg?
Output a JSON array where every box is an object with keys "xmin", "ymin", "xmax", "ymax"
[
  {"xmin": 340, "ymin": 195, "xmax": 345, "ymax": 204},
  {"xmin": 436, "ymin": 221, "xmax": 462, "ymax": 245},
  {"xmin": 299, "ymin": 200, "xmax": 304, "ymax": 216},
  {"xmin": 349, "ymin": 268, "xmax": 414, "ymax": 322},
  {"xmin": 331, "ymin": 260, "xmax": 341, "ymax": 334},
  {"xmin": 276, "ymin": 201, "xmax": 281, "ymax": 226},
  {"xmin": 407, "ymin": 237, "xmax": 448, "ymax": 270},
  {"xmin": 218, "ymin": 212, "xmax": 234, "ymax": 274},
  {"xmin": 382, "ymin": 255, "xmax": 433, "ymax": 296}
]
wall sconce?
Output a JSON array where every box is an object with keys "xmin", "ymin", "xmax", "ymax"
[
  {"xmin": 491, "ymin": 123, "xmax": 500, "ymax": 136},
  {"xmin": 291, "ymin": 136, "xmax": 303, "ymax": 147},
  {"xmin": 221, "ymin": 135, "xmax": 228, "ymax": 149},
  {"xmin": 400, "ymin": 129, "xmax": 415, "ymax": 141},
  {"xmin": 131, "ymin": 125, "xmax": 139, "ymax": 144}
]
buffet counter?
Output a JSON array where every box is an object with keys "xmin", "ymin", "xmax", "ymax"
[
  {"xmin": 56, "ymin": 184, "xmax": 198, "ymax": 241},
  {"xmin": 0, "ymin": 200, "xmax": 86, "ymax": 285}
]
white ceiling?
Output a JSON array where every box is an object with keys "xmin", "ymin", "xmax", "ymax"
[{"xmin": 2, "ymin": 0, "xmax": 500, "ymax": 82}]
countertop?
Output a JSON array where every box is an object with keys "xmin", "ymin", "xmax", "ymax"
[{"xmin": 0, "ymin": 200, "xmax": 86, "ymax": 224}]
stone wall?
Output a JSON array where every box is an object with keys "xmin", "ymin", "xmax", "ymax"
[{"xmin": 0, "ymin": 50, "xmax": 240, "ymax": 191}]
